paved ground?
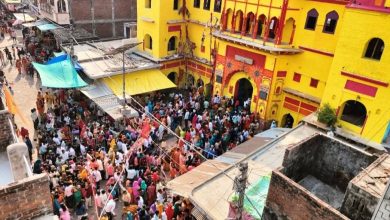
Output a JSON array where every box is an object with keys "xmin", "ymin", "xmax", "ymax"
[{"xmin": 1, "ymin": 32, "xmax": 38, "ymax": 140}]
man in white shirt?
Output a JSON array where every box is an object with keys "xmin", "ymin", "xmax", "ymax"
[
  {"xmin": 105, "ymin": 197, "xmax": 116, "ymax": 219},
  {"xmin": 53, "ymin": 134, "xmax": 61, "ymax": 146},
  {"xmin": 126, "ymin": 166, "xmax": 137, "ymax": 180},
  {"xmin": 80, "ymin": 143, "xmax": 86, "ymax": 155},
  {"xmin": 68, "ymin": 147, "xmax": 76, "ymax": 158},
  {"xmin": 137, "ymin": 196, "xmax": 144, "ymax": 208},
  {"xmin": 63, "ymin": 114, "xmax": 70, "ymax": 125},
  {"xmin": 92, "ymin": 168, "xmax": 102, "ymax": 188}
]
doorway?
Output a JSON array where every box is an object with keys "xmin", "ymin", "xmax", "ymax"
[
  {"xmin": 234, "ymin": 78, "xmax": 253, "ymax": 107},
  {"xmin": 168, "ymin": 72, "xmax": 176, "ymax": 84},
  {"xmin": 282, "ymin": 113, "xmax": 294, "ymax": 128},
  {"xmin": 340, "ymin": 100, "xmax": 367, "ymax": 127}
]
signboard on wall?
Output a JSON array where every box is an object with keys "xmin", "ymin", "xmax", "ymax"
[{"xmin": 234, "ymin": 55, "xmax": 253, "ymax": 65}]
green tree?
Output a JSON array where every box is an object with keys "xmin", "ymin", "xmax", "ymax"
[{"xmin": 318, "ymin": 103, "xmax": 337, "ymax": 127}]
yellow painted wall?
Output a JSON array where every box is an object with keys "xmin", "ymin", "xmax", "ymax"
[
  {"xmin": 293, "ymin": 2, "xmax": 345, "ymax": 53},
  {"xmin": 321, "ymin": 8, "xmax": 390, "ymax": 144},
  {"xmin": 136, "ymin": 0, "xmax": 390, "ymax": 144},
  {"xmin": 137, "ymin": 0, "xmax": 183, "ymax": 58}
]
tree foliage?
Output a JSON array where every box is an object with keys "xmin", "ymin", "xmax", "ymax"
[{"xmin": 317, "ymin": 103, "xmax": 337, "ymax": 127}]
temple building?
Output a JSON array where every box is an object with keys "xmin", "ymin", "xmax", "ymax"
[{"xmin": 135, "ymin": 0, "xmax": 390, "ymax": 148}]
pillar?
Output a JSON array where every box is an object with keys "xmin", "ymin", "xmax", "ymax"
[
  {"xmin": 241, "ymin": 16, "xmax": 247, "ymax": 36},
  {"xmin": 275, "ymin": 0, "xmax": 289, "ymax": 45},
  {"xmin": 231, "ymin": 12, "xmax": 236, "ymax": 33},
  {"xmin": 7, "ymin": 143, "xmax": 30, "ymax": 182},
  {"xmin": 252, "ymin": 17, "xmax": 259, "ymax": 39}
]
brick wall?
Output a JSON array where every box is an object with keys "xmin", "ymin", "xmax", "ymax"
[
  {"xmin": 263, "ymin": 170, "xmax": 349, "ymax": 220},
  {"xmin": 282, "ymin": 134, "xmax": 377, "ymax": 190},
  {"xmin": 0, "ymin": 110, "xmax": 13, "ymax": 152},
  {"xmin": 0, "ymin": 174, "xmax": 53, "ymax": 219},
  {"xmin": 71, "ymin": 0, "xmax": 92, "ymax": 21},
  {"xmin": 71, "ymin": 0, "xmax": 137, "ymax": 38},
  {"xmin": 342, "ymin": 183, "xmax": 380, "ymax": 220}
]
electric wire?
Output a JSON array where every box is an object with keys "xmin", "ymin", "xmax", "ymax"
[{"xmin": 62, "ymin": 34, "xmax": 264, "ymax": 217}]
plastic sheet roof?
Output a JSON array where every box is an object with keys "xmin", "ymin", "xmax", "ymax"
[{"xmin": 33, "ymin": 55, "xmax": 87, "ymax": 88}]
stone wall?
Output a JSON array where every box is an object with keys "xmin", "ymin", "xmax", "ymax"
[
  {"xmin": 0, "ymin": 174, "xmax": 53, "ymax": 220},
  {"xmin": 263, "ymin": 170, "xmax": 350, "ymax": 220},
  {"xmin": 0, "ymin": 110, "xmax": 13, "ymax": 151}
]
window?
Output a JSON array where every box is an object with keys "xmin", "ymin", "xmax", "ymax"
[
  {"xmin": 145, "ymin": 0, "xmax": 151, "ymax": 8},
  {"xmin": 364, "ymin": 38, "xmax": 384, "ymax": 60},
  {"xmin": 310, "ymin": 78, "xmax": 319, "ymax": 88},
  {"xmin": 305, "ymin": 9, "xmax": 318, "ymax": 30},
  {"xmin": 275, "ymin": 86, "xmax": 281, "ymax": 95},
  {"xmin": 323, "ymin": 11, "xmax": 338, "ymax": 34},
  {"xmin": 144, "ymin": 34, "xmax": 153, "ymax": 49},
  {"xmin": 214, "ymin": 0, "xmax": 222, "ymax": 12},
  {"xmin": 173, "ymin": 0, "xmax": 179, "ymax": 10},
  {"xmin": 58, "ymin": 0, "xmax": 66, "ymax": 13},
  {"xmin": 216, "ymin": 75, "xmax": 222, "ymax": 83},
  {"xmin": 293, "ymin": 73, "xmax": 301, "ymax": 82},
  {"xmin": 168, "ymin": 36, "xmax": 176, "ymax": 51},
  {"xmin": 194, "ymin": 0, "xmax": 200, "ymax": 8},
  {"xmin": 203, "ymin": 0, "xmax": 210, "ymax": 10},
  {"xmin": 259, "ymin": 91, "xmax": 268, "ymax": 100}
]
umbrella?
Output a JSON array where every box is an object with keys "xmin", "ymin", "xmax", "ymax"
[{"xmin": 12, "ymin": 19, "xmax": 23, "ymax": 26}]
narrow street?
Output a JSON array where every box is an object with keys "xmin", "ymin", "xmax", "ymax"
[{"xmin": 2, "ymin": 31, "xmax": 38, "ymax": 142}]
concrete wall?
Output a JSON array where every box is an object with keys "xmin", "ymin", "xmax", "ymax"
[
  {"xmin": 282, "ymin": 134, "xmax": 377, "ymax": 190},
  {"xmin": 71, "ymin": 0, "xmax": 137, "ymax": 38},
  {"xmin": 0, "ymin": 110, "xmax": 13, "ymax": 152},
  {"xmin": 263, "ymin": 170, "xmax": 349, "ymax": 220},
  {"xmin": 7, "ymin": 143, "xmax": 30, "ymax": 182},
  {"xmin": 0, "ymin": 174, "xmax": 53, "ymax": 219}
]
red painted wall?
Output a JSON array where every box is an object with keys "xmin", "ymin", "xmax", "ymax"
[
  {"xmin": 344, "ymin": 80, "xmax": 378, "ymax": 97},
  {"xmin": 226, "ymin": 45, "xmax": 266, "ymax": 68},
  {"xmin": 168, "ymin": 25, "xmax": 181, "ymax": 32}
]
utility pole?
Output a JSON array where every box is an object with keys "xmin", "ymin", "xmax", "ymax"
[{"xmin": 233, "ymin": 162, "xmax": 248, "ymax": 220}]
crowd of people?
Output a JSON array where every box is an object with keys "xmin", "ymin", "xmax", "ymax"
[
  {"xmin": 25, "ymin": 84, "xmax": 261, "ymax": 220},
  {"xmin": 0, "ymin": 8, "xmax": 263, "ymax": 220}
]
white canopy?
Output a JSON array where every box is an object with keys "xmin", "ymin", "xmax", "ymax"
[
  {"xmin": 13, "ymin": 13, "xmax": 35, "ymax": 22},
  {"xmin": 80, "ymin": 81, "xmax": 138, "ymax": 120}
]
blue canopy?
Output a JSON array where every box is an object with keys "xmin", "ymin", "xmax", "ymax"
[
  {"xmin": 37, "ymin": 23, "xmax": 59, "ymax": 31},
  {"xmin": 47, "ymin": 54, "xmax": 83, "ymax": 71},
  {"xmin": 33, "ymin": 55, "xmax": 88, "ymax": 88}
]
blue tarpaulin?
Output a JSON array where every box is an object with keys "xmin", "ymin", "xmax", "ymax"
[
  {"xmin": 37, "ymin": 23, "xmax": 59, "ymax": 31},
  {"xmin": 47, "ymin": 54, "xmax": 83, "ymax": 71},
  {"xmin": 33, "ymin": 55, "xmax": 88, "ymax": 88}
]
